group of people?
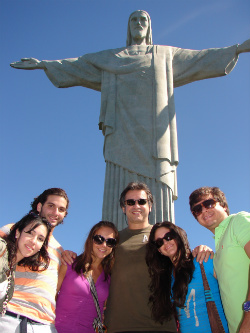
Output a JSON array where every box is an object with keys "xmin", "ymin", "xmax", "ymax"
[
  {"xmin": 0, "ymin": 183, "xmax": 249, "ymax": 333},
  {"xmin": 5, "ymin": 8, "xmax": 250, "ymax": 333}
]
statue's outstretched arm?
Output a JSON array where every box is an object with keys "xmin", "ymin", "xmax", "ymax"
[
  {"xmin": 10, "ymin": 58, "xmax": 45, "ymax": 70},
  {"xmin": 237, "ymin": 39, "xmax": 250, "ymax": 54}
]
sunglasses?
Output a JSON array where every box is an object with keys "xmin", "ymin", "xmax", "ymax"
[
  {"xmin": 153, "ymin": 231, "xmax": 175, "ymax": 249},
  {"xmin": 125, "ymin": 199, "xmax": 148, "ymax": 206},
  {"xmin": 93, "ymin": 234, "xmax": 117, "ymax": 248},
  {"xmin": 192, "ymin": 199, "xmax": 217, "ymax": 217}
]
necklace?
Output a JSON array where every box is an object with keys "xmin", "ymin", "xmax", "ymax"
[{"xmin": 1, "ymin": 268, "xmax": 13, "ymax": 316}]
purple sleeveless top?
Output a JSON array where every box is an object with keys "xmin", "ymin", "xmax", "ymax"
[{"xmin": 55, "ymin": 263, "xmax": 110, "ymax": 333}]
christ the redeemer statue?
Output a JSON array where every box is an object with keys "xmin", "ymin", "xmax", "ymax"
[{"xmin": 11, "ymin": 10, "xmax": 250, "ymax": 229}]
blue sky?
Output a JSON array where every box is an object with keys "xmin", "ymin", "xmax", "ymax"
[{"xmin": 1, "ymin": 0, "xmax": 249, "ymax": 254}]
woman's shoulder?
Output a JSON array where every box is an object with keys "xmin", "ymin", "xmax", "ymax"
[{"xmin": 193, "ymin": 257, "xmax": 214, "ymax": 275}]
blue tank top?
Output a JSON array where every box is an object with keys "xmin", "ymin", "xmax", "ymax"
[{"xmin": 176, "ymin": 258, "xmax": 228, "ymax": 332}]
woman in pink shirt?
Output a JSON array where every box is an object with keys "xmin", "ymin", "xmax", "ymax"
[{"xmin": 55, "ymin": 221, "xmax": 119, "ymax": 333}]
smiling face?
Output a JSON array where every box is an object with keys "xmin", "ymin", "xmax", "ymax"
[
  {"xmin": 92, "ymin": 226, "xmax": 115, "ymax": 262},
  {"xmin": 122, "ymin": 189, "xmax": 151, "ymax": 229},
  {"xmin": 129, "ymin": 11, "xmax": 149, "ymax": 45},
  {"xmin": 37, "ymin": 195, "xmax": 67, "ymax": 229},
  {"xmin": 15, "ymin": 222, "xmax": 48, "ymax": 262},
  {"xmin": 154, "ymin": 227, "xmax": 178, "ymax": 262},
  {"xmin": 194, "ymin": 195, "xmax": 228, "ymax": 234}
]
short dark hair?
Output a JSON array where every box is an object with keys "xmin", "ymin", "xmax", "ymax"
[
  {"xmin": 30, "ymin": 188, "xmax": 69, "ymax": 216},
  {"xmin": 189, "ymin": 186, "xmax": 229, "ymax": 216},
  {"xmin": 119, "ymin": 182, "xmax": 153, "ymax": 208}
]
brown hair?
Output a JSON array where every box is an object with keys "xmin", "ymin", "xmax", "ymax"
[
  {"xmin": 189, "ymin": 186, "xmax": 229, "ymax": 217},
  {"xmin": 72, "ymin": 221, "xmax": 119, "ymax": 280},
  {"xmin": 30, "ymin": 188, "xmax": 69, "ymax": 219}
]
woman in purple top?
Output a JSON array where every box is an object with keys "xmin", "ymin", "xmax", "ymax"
[{"xmin": 55, "ymin": 221, "xmax": 119, "ymax": 333}]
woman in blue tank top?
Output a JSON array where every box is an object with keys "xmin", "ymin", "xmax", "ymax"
[{"xmin": 146, "ymin": 222, "xmax": 228, "ymax": 333}]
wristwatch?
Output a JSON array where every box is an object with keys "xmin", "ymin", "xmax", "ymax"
[{"xmin": 243, "ymin": 301, "xmax": 250, "ymax": 312}]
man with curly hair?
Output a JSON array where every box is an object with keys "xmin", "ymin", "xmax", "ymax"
[{"xmin": 189, "ymin": 186, "xmax": 250, "ymax": 333}]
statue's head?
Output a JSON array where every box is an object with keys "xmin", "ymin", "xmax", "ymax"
[{"xmin": 126, "ymin": 10, "xmax": 153, "ymax": 46}]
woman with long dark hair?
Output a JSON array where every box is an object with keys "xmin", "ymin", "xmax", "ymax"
[
  {"xmin": 0, "ymin": 213, "xmax": 51, "ymax": 315},
  {"xmin": 55, "ymin": 221, "xmax": 119, "ymax": 333},
  {"xmin": 146, "ymin": 221, "xmax": 228, "ymax": 332}
]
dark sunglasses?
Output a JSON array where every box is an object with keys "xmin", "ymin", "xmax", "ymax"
[
  {"xmin": 192, "ymin": 199, "xmax": 217, "ymax": 217},
  {"xmin": 153, "ymin": 231, "xmax": 175, "ymax": 249},
  {"xmin": 93, "ymin": 234, "xmax": 117, "ymax": 248},
  {"xmin": 125, "ymin": 199, "xmax": 148, "ymax": 206}
]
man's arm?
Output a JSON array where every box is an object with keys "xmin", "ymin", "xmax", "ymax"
[
  {"xmin": 239, "ymin": 240, "xmax": 250, "ymax": 333},
  {"xmin": 10, "ymin": 58, "xmax": 45, "ymax": 70},
  {"xmin": 192, "ymin": 245, "xmax": 214, "ymax": 264},
  {"xmin": 61, "ymin": 250, "xmax": 77, "ymax": 265},
  {"xmin": 0, "ymin": 224, "xmax": 13, "ymax": 238}
]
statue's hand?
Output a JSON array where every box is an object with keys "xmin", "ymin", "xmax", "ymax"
[
  {"xmin": 10, "ymin": 58, "xmax": 44, "ymax": 70},
  {"xmin": 237, "ymin": 39, "xmax": 250, "ymax": 54}
]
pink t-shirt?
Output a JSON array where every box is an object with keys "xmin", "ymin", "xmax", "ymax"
[{"xmin": 55, "ymin": 264, "xmax": 110, "ymax": 333}]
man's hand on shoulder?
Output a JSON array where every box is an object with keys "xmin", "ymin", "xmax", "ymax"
[
  {"xmin": 192, "ymin": 245, "xmax": 214, "ymax": 264},
  {"xmin": 61, "ymin": 250, "xmax": 77, "ymax": 265}
]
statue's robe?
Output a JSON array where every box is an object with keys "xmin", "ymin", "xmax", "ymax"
[{"xmin": 43, "ymin": 44, "xmax": 238, "ymax": 229}]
